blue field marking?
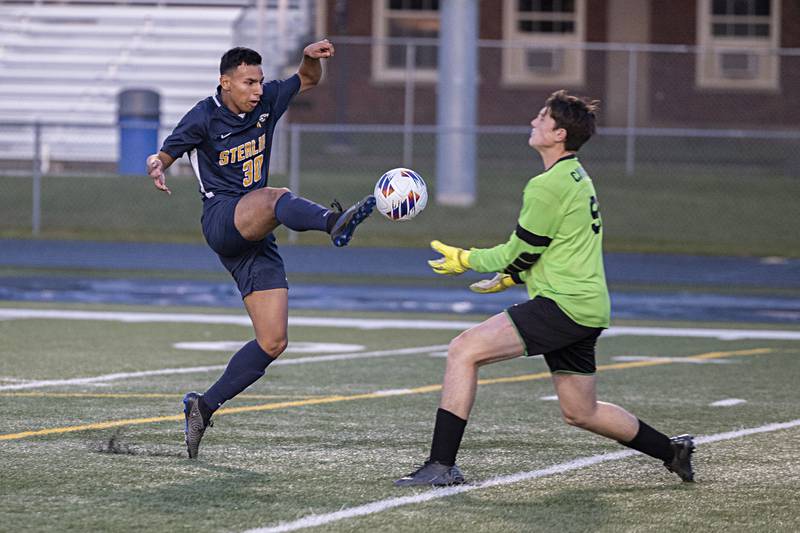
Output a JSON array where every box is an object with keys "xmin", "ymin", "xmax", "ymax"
[
  {"xmin": 1, "ymin": 239, "xmax": 799, "ymax": 322},
  {"xmin": 2, "ymin": 239, "xmax": 799, "ymax": 289},
  {"xmin": 1, "ymin": 276, "xmax": 799, "ymax": 323}
]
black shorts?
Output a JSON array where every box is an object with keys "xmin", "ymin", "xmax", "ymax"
[
  {"xmin": 506, "ymin": 296, "xmax": 603, "ymax": 375},
  {"xmin": 201, "ymin": 195, "xmax": 288, "ymax": 298}
]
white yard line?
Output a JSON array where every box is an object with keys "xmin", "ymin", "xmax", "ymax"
[
  {"xmin": 245, "ymin": 419, "xmax": 800, "ymax": 533},
  {"xmin": 2, "ymin": 308, "xmax": 798, "ymax": 392},
  {"xmin": 0, "ymin": 365, "xmax": 230, "ymax": 392},
  {"xmin": 173, "ymin": 341, "xmax": 366, "ymax": 353},
  {"xmin": 0, "ymin": 308, "xmax": 479, "ymax": 330},
  {"xmin": 2, "ymin": 308, "xmax": 800, "ymax": 339},
  {"xmin": 604, "ymin": 326, "xmax": 800, "ymax": 341},
  {"xmin": 0, "ymin": 345, "xmax": 448, "ymax": 392},
  {"xmin": 710, "ymin": 398, "xmax": 747, "ymax": 406}
]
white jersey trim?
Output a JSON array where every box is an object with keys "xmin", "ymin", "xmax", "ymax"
[{"xmin": 189, "ymin": 148, "xmax": 214, "ymax": 199}]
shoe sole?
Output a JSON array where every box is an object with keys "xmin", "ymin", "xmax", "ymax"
[
  {"xmin": 332, "ymin": 196, "xmax": 376, "ymax": 247},
  {"xmin": 677, "ymin": 443, "xmax": 695, "ymax": 482},
  {"xmin": 182, "ymin": 393, "xmax": 204, "ymax": 459},
  {"xmin": 394, "ymin": 464, "xmax": 465, "ymax": 487},
  {"xmin": 394, "ymin": 478, "xmax": 465, "ymax": 487},
  {"xmin": 667, "ymin": 435, "xmax": 695, "ymax": 482}
]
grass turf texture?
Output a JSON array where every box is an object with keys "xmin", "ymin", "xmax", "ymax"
[{"xmin": 1, "ymin": 302, "xmax": 799, "ymax": 532}]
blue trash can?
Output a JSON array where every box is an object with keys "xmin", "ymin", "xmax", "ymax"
[{"xmin": 118, "ymin": 89, "xmax": 160, "ymax": 175}]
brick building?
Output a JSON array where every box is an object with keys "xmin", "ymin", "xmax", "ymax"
[{"xmin": 291, "ymin": 0, "xmax": 800, "ymax": 129}]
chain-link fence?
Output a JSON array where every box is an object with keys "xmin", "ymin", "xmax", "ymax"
[{"xmin": 1, "ymin": 40, "xmax": 798, "ymax": 256}]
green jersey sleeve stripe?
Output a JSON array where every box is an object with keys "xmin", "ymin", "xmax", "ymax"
[
  {"xmin": 503, "ymin": 252, "xmax": 541, "ymax": 274},
  {"xmin": 515, "ymin": 224, "xmax": 552, "ymax": 247}
]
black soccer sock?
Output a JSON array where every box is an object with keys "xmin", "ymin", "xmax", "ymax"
[
  {"xmin": 429, "ymin": 408, "xmax": 468, "ymax": 466},
  {"xmin": 198, "ymin": 396, "xmax": 213, "ymax": 425},
  {"xmin": 202, "ymin": 340, "xmax": 275, "ymax": 413},
  {"xmin": 325, "ymin": 210, "xmax": 341, "ymax": 233},
  {"xmin": 619, "ymin": 419, "xmax": 674, "ymax": 462},
  {"xmin": 274, "ymin": 191, "xmax": 332, "ymax": 232}
]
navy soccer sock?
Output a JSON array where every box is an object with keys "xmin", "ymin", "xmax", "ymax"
[
  {"xmin": 429, "ymin": 408, "xmax": 468, "ymax": 466},
  {"xmin": 619, "ymin": 419, "xmax": 674, "ymax": 462},
  {"xmin": 202, "ymin": 340, "xmax": 275, "ymax": 413},
  {"xmin": 274, "ymin": 192, "xmax": 334, "ymax": 232}
]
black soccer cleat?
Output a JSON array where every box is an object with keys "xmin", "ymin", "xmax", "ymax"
[
  {"xmin": 183, "ymin": 391, "xmax": 212, "ymax": 459},
  {"xmin": 394, "ymin": 460, "xmax": 466, "ymax": 487},
  {"xmin": 664, "ymin": 434, "xmax": 695, "ymax": 482},
  {"xmin": 329, "ymin": 195, "xmax": 376, "ymax": 247}
]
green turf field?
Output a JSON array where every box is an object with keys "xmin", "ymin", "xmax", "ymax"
[
  {"xmin": 2, "ymin": 130, "xmax": 799, "ymax": 257},
  {"xmin": 1, "ymin": 301, "xmax": 799, "ymax": 532}
]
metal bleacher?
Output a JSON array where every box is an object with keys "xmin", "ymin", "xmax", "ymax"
[{"xmin": 0, "ymin": 0, "xmax": 312, "ymax": 167}]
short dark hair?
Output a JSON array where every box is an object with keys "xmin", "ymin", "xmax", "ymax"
[
  {"xmin": 220, "ymin": 47, "xmax": 262, "ymax": 75},
  {"xmin": 545, "ymin": 90, "xmax": 599, "ymax": 151}
]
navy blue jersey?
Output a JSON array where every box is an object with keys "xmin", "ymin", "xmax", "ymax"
[{"xmin": 161, "ymin": 74, "xmax": 300, "ymax": 200}]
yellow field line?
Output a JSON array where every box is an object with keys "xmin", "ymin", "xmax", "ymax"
[{"xmin": 0, "ymin": 347, "xmax": 772, "ymax": 442}]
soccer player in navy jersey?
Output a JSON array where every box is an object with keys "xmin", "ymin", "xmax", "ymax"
[{"xmin": 146, "ymin": 40, "xmax": 375, "ymax": 459}]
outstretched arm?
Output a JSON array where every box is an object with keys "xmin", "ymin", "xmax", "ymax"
[
  {"xmin": 297, "ymin": 39, "xmax": 334, "ymax": 93},
  {"xmin": 427, "ymin": 240, "xmax": 473, "ymax": 275},
  {"xmin": 146, "ymin": 151, "xmax": 176, "ymax": 195}
]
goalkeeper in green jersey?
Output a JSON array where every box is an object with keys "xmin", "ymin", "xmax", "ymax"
[{"xmin": 395, "ymin": 90, "xmax": 695, "ymax": 487}]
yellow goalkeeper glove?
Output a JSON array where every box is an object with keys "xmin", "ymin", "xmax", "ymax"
[
  {"xmin": 469, "ymin": 273, "xmax": 518, "ymax": 294},
  {"xmin": 428, "ymin": 240, "xmax": 471, "ymax": 275}
]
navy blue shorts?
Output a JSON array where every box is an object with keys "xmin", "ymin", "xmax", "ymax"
[
  {"xmin": 201, "ymin": 195, "xmax": 288, "ymax": 298},
  {"xmin": 506, "ymin": 296, "xmax": 603, "ymax": 375}
]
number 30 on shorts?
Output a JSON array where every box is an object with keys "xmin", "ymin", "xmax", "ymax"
[{"xmin": 242, "ymin": 154, "xmax": 264, "ymax": 187}]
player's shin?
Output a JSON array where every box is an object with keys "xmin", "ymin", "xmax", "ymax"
[
  {"xmin": 618, "ymin": 418, "xmax": 674, "ymax": 462},
  {"xmin": 202, "ymin": 339, "xmax": 275, "ymax": 412},
  {"xmin": 274, "ymin": 191, "xmax": 332, "ymax": 232},
  {"xmin": 428, "ymin": 408, "xmax": 468, "ymax": 466}
]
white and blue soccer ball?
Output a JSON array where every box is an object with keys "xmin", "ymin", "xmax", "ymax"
[{"xmin": 374, "ymin": 167, "xmax": 428, "ymax": 221}]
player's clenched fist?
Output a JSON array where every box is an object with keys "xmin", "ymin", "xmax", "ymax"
[{"xmin": 304, "ymin": 39, "xmax": 335, "ymax": 59}]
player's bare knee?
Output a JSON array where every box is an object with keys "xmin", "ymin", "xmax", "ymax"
[
  {"xmin": 446, "ymin": 334, "xmax": 479, "ymax": 367},
  {"xmin": 447, "ymin": 333, "xmax": 467, "ymax": 359},
  {"xmin": 560, "ymin": 407, "xmax": 594, "ymax": 428},
  {"xmin": 561, "ymin": 412, "xmax": 583, "ymax": 427},
  {"xmin": 256, "ymin": 336, "xmax": 288, "ymax": 358}
]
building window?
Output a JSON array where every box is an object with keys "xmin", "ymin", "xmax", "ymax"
[
  {"xmin": 696, "ymin": 0, "xmax": 780, "ymax": 90},
  {"xmin": 502, "ymin": 0, "xmax": 586, "ymax": 87},
  {"xmin": 372, "ymin": 0, "xmax": 440, "ymax": 83}
]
